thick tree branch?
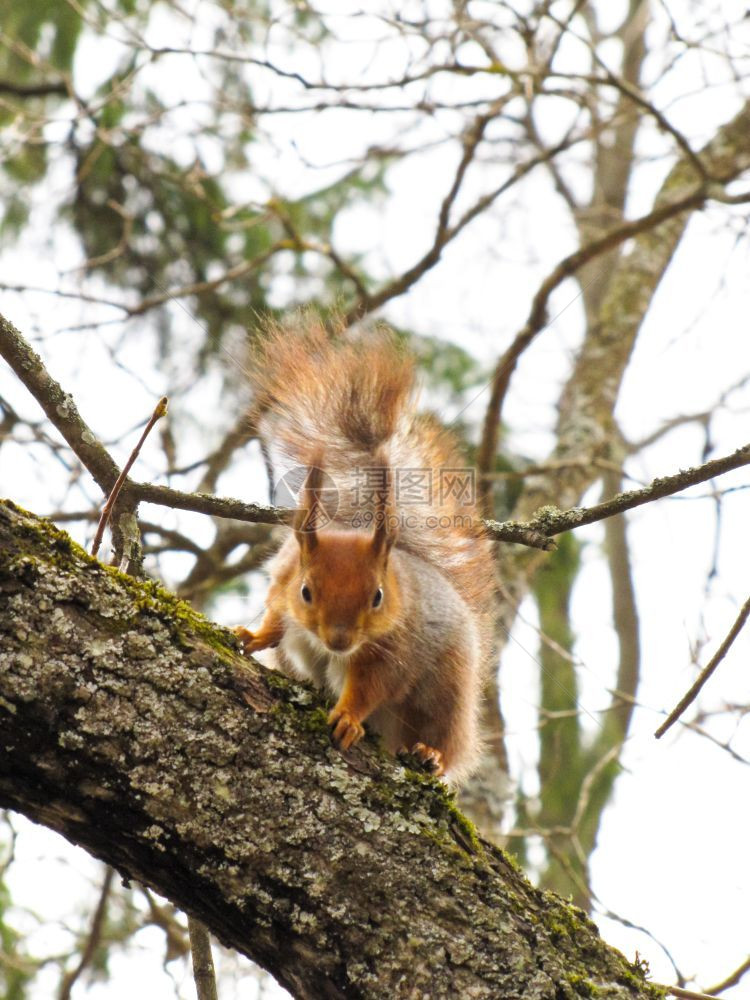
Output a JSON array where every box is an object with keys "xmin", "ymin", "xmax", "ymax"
[{"xmin": 0, "ymin": 500, "xmax": 662, "ymax": 1000}]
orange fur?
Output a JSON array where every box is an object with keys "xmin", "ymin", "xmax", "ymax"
[{"xmin": 237, "ymin": 315, "xmax": 495, "ymax": 782}]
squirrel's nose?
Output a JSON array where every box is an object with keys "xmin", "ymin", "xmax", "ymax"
[{"xmin": 325, "ymin": 626, "xmax": 353, "ymax": 652}]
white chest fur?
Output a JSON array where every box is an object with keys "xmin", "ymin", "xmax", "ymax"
[{"xmin": 280, "ymin": 622, "xmax": 350, "ymax": 698}]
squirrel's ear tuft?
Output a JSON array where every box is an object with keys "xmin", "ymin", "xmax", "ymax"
[
  {"xmin": 371, "ymin": 516, "xmax": 397, "ymax": 561},
  {"xmin": 294, "ymin": 460, "xmax": 323, "ymax": 552},
  {"xmin": 293, "ymin": 508, "xmax": 318, "ymax": 553},
  {"xmin": 371, "ymin": 456, "xmax": 397, "ymax": 560}
]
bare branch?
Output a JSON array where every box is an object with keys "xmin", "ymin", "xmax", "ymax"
[
  {"xmin": 0, "ymin": 79, "xmax": 67, "ymax": 98},
  {"xmin": 655, "ymin": 594, "xmax": 750, "ymax": 740},
  {"xmin": 57, "ymin": 866, "xmax": 115, "ymax": 1000},
  {"xmin": 345, "ymin": 132, "xmax": 577, "ymax": 323},
  {"xmin": 5, "ymin": 310, "xmax": 750, "ymax": 554},
  {"xmin": 666, "ymin": 987, "xmax": 723, "ymax": 1000},
  {"xmin": 123, "ymin": 248, "xmax": 282, "ymax": 317},
  {"xmin": 177, "ymin": 540, "xmax": 277, "ymax": 604},
  {"xmin": 130, "ymin": 482, "xmax": 289, "ymax": 528},
  {"xmin": 187, "ymin": 917, "xmax": 219, "ymax": 1000},
  {"xmin": 139, "ymin": 521, "xmax": 206, "ymax": 557},
  {"xmin": 477, "ymin": 98, "xmax": 750, "ymax": 493},
  {"xmin": 486, "ymin": 439, "xmax": 750, "ymax": 543},
  {"xmin": 91, "ymin": 397, "xmax": 168, "ymax": 559},
  {"xmin": 0, "ymin": 311, "xmax": 119, "ymax": 493},
  {"xmin": 705, "ymin": 956, "xmax": 750, "ymax": 996},
  {"xmin": 679, "ymin": 720, "xmax": 750, "ymax": 767},
  {"xmin": 476, "ymin": 185, "xmax": 708, "ymax": 491}
]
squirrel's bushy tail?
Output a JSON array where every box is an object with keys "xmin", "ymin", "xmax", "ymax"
[
  {"xmin": 251, "ymin": 313, "xmax": 414, "ymax": 464},
  {"xmin": 250, "ymin": 314, "xmax": 495, "ymax": 644}
]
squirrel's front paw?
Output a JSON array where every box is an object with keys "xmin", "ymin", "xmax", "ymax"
[
  {"xmin": 233, "ymin": 617, "xmax": 283, "ymax": 654},
  {"xmin": 233, "ymin": 626, "xmax": 262, "ymax": 654},
  {"xmin": 328, "ymin": 707, "xmax": 365, "ymax": 750}
]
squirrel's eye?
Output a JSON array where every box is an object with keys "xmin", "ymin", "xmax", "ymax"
[
  {"xmin": 372, "ymin": 586, "xmax": 383, "ymax": 609},
  {"xmin": 300, "ymin": 583, "xmax": 312, "ymax": 604}
]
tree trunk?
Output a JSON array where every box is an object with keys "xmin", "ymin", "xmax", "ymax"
[{"xmin": 0, "ymin": 500, "xmax": 663, "ymax": 1000}]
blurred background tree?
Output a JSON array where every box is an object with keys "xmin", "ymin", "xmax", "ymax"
[{"xmin": 1, "ymin": 1, "xmax": 750, "ymax": 996}]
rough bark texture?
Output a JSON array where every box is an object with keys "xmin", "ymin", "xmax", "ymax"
[{"xmin": 0, "ymin": 500, "xmax": 663, "ymax": 1000}]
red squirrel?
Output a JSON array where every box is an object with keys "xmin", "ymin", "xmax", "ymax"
[{"xmin": 235, "ymin": 318, "xmax": 495, "ymax": 781}]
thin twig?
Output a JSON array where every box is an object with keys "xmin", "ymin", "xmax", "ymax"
[
  {"xmin": 345, "ymin": 131, "xmax": 577, "ymax": 324},
  {"xmin": 0, "ymin": 78, "xmax": 67, "ymax": 97},
  {"xmin": 91, "ymin": 396, "xmax": 169, "ymax": 558},
  {"xmin": 140, "ymin": 889, "xmax": 190, "ymax": 961},
  {"xmin": 130, "ymin": 481, "xmax": 290, "ymax": 527},
  {"xmin": 475, "ymin": 186, "xmax": 708, "ymax": 492},
  {"xmin": 187, "ymin": 916, "xmax": 219, "ymax": 1000},
  {"xmin": 654, "ymin": 594, "xmax": 750, "ymax": 739},
  {"xmin": 5, "ymin": 308, "xmax": 750, "ymax": 552},
  {"xmin": 485, "ymin": 438, "xmax": 750, "ymax": 546},
  {"xmin": 476, "ymin": 98, "xmax": 750, "ymax": 493},
  {"xmin": 706, "ymin": 955, "xmax": 750, "ymax": 995},
  {"xmin": 665, "ymin": 987, "xmax": 721, "ymax": 1000},
  {"xmin": 57, "ymin": 866, "xmax": 115, "ymax": 1000}
]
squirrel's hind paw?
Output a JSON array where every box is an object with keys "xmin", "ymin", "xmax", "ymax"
[{"xmin": 399, "ymin": 742, "xmax": 445, "ymax": 777}]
